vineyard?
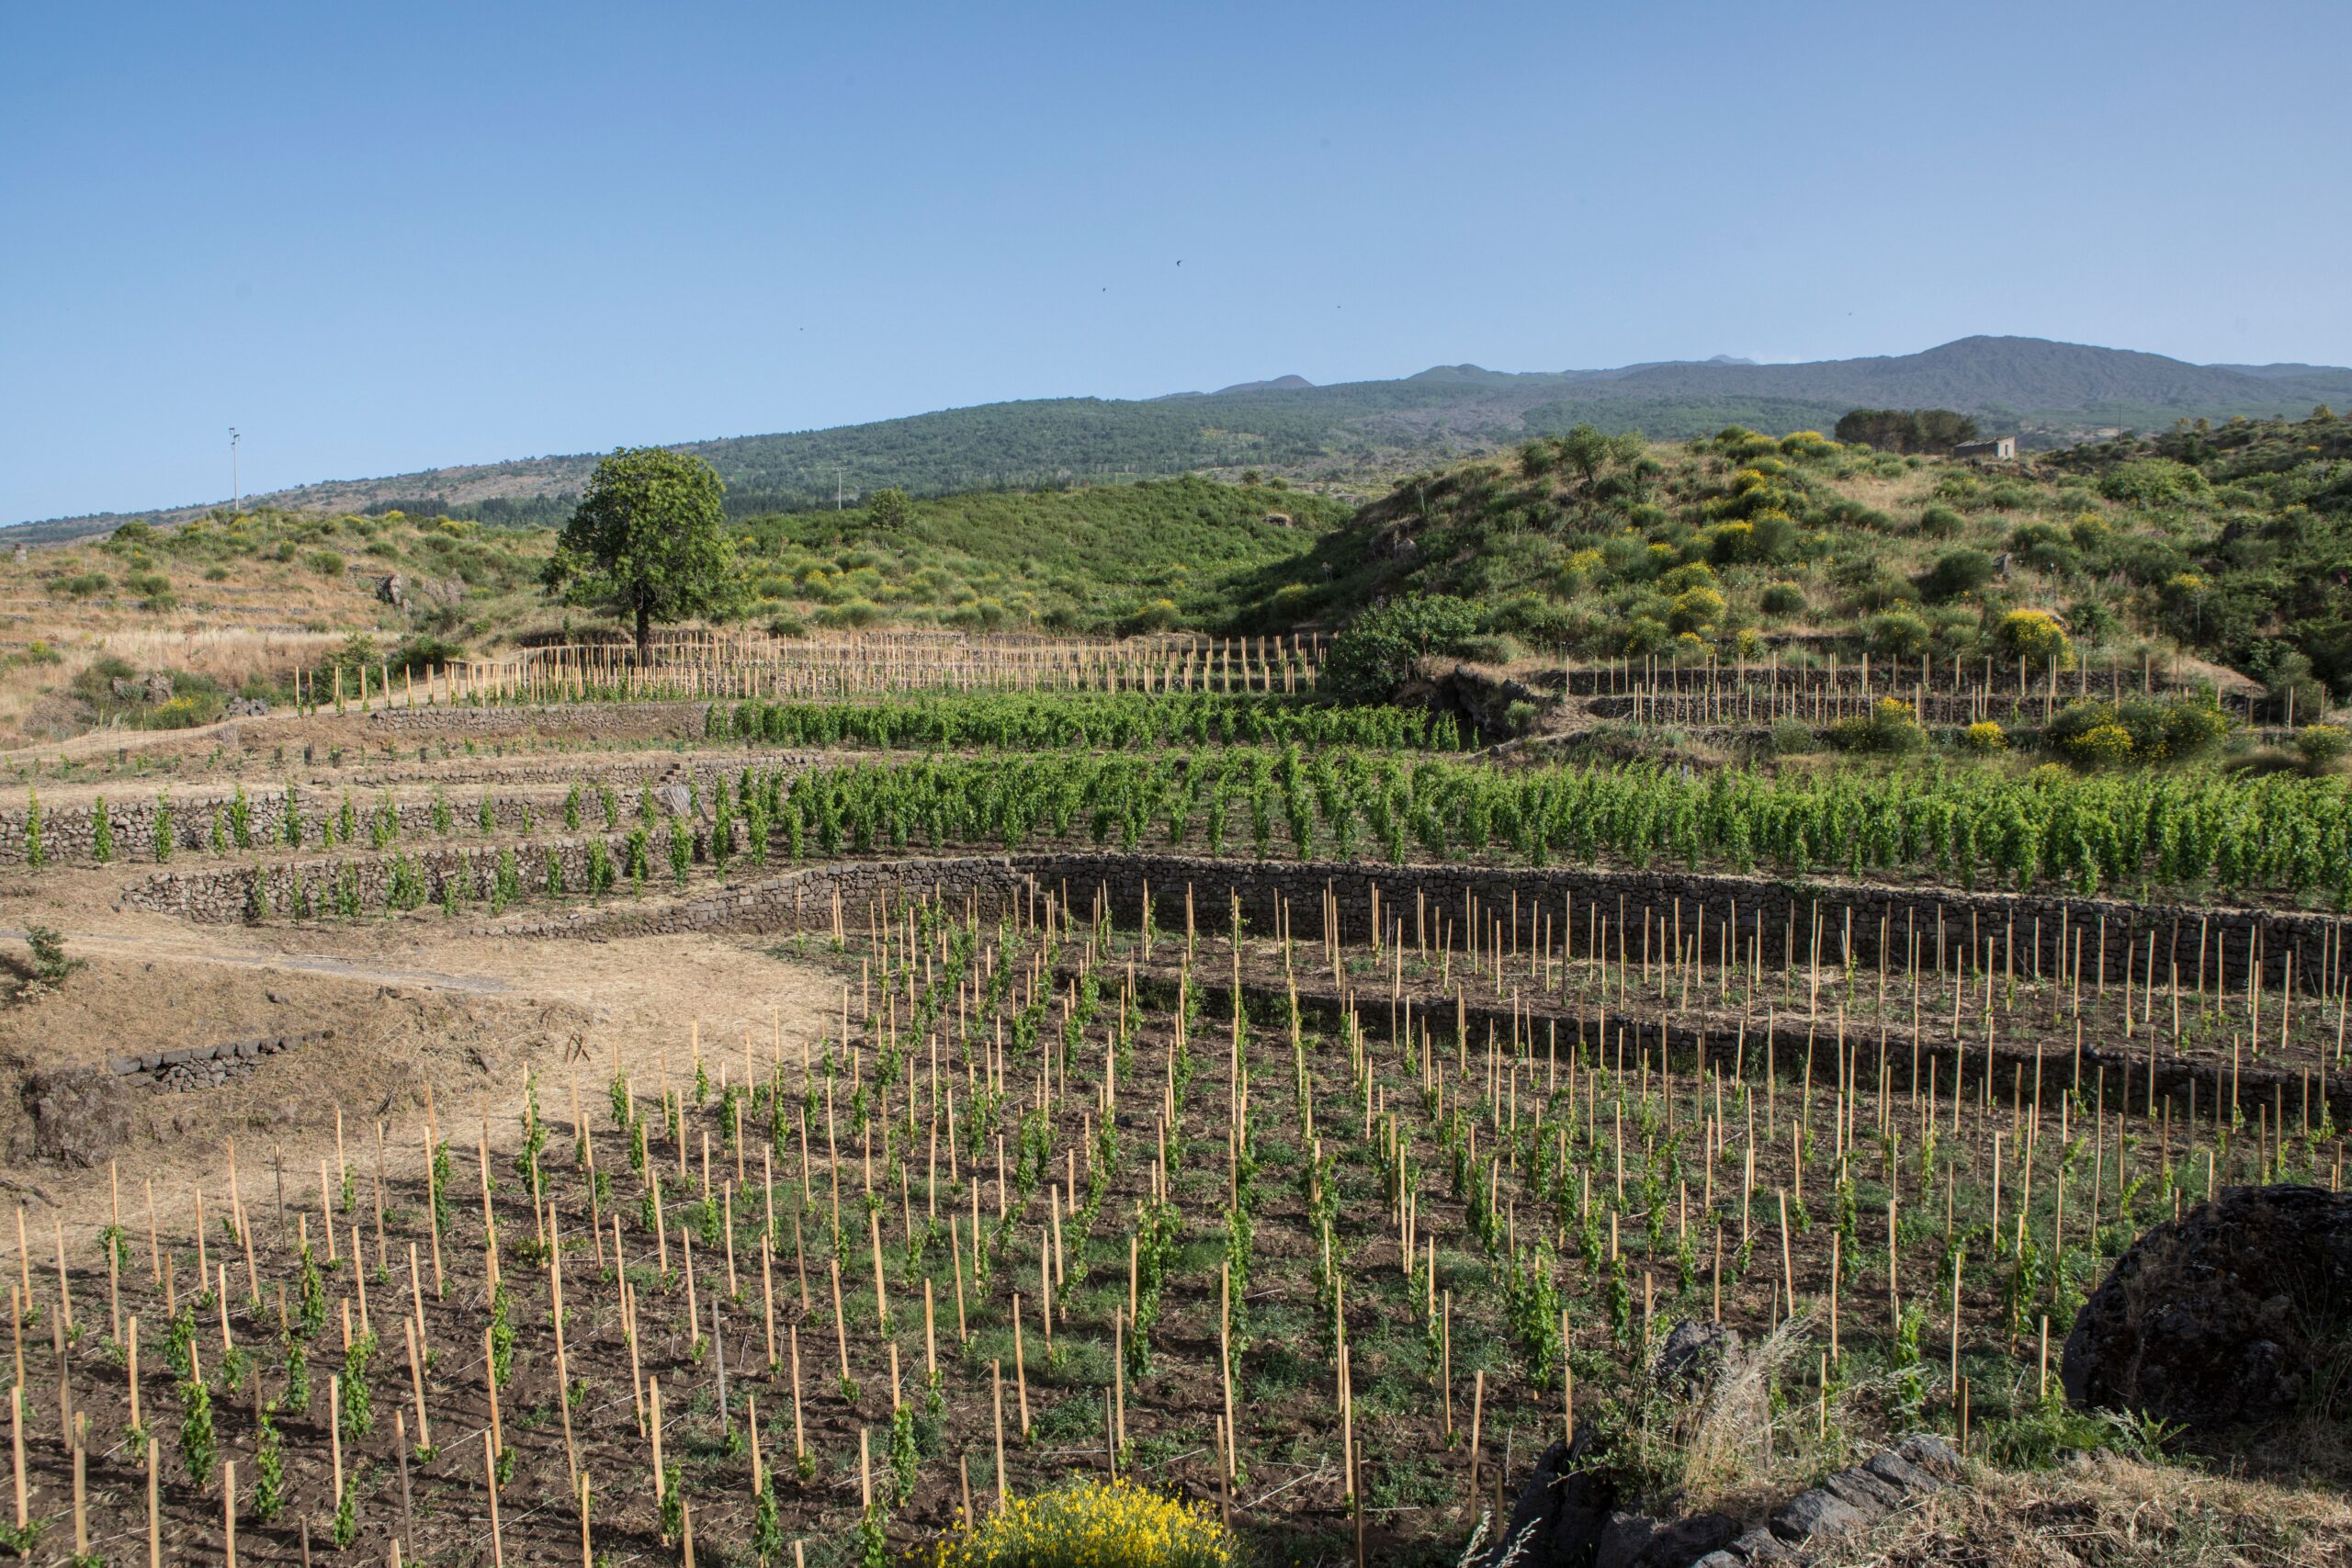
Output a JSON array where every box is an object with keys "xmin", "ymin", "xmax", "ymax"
[
  {"xmin": 1, "ymin": 679, "xmax": 2348, "ymax": 1567},
  {"xmin": 28, "ymin": 744, "xmax": 2352, "ymax": 903},
  {"xmin": 10, "ymin": 873, "xmax": 2346, "ymax": 1564},
  {"xmin": 754, "ymin": 751, "xmax": 2352, "ymax": 906},
  {"xmin": 704, "ymin": 694, "xmax": 1471, "ymax": 754}
]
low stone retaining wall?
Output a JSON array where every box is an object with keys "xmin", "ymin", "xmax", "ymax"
[
  {"xmin": 119, "ymin": 840, "xmax": 2351, "ymax": 994},
  {"xmin": 1011, "ymin": 850, "xmax": 2347, "ymax": 994},
  {"xmin": 104, "ymin": 1030, "xmax": 334, "ymax": 1091},
  {"xmin": 492, "ymin": 856, "xmax": 1036, "ymax": 939},
  {"xmin": 364, "ymin": 701, "xmax": 710, "ymax": 742}
]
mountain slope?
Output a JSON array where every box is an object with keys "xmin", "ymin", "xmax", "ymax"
[{"xmin": 16, "ymin": 336, "xmax": 2349, "ymax": 541}]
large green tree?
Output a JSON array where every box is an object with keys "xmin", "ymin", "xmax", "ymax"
[{"xmin": 543, "ymin": 447, "xmax": 736, "ymax": 660}]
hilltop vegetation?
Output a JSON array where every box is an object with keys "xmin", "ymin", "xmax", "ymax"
[
  {"xmin": 1295, "ymin": 411, "xmax": 2352, "ymax": 706},
  {"xmin": 22, "ymin": 336, "xmax": 2352, "ymax": 542},
  {"xmin": 5, "ymin": 408, "xmax": 2347, "ymax": 748},
  {"xmin": 2048, "ymin": 410, "xmax": 2352, "ymax": 695},
  {"xmin": 732, "ymin": 475, "xmax": 1348, "ymax": 634}
]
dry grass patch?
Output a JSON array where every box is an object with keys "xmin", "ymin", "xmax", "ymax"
[{"xmin": 1813, "ymin": 1454, "xmax": 2352, "ymax": 1568}]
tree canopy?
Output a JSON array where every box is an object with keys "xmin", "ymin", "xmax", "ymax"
[
  {"xmin": 1832, "ymin": 408, "xmax": 1980, "ymax": 454},
  {"xmin": 1323, "ymin": 594, "xmax": 1479, "ymax": 702},
  {"xmin": 543, "ymin": 447, "xmax": 735, "ymax": 658}
]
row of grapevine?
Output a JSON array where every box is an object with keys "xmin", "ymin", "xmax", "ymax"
[
  {"xmin": 705, "ymin": 693, "xmax": 1469, "ymax": 752},
  {"xmin": 744, "ymin": 749, "xmax": 2352, "ymax": 904}
]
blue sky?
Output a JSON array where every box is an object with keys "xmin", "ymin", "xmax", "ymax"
[{"xmin": 5, "ymin": 0, "xmax": 2346, "ymax": 524}]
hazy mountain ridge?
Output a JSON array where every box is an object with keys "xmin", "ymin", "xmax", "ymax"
[{"xmin": 15, "ymin": 336, "xmax": 2348, "ymax": 541}]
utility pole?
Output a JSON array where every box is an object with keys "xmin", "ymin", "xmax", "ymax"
[{"xmin": 230, "ymin": 428, "xmax": 241, "ymax": 512}]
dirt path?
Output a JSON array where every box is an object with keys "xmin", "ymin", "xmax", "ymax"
[
  {"xmin": 0, "ymin": 896, "xmax": 849, "ymax": 1248},
  {"xmin": 0, "ymin": 924, "xmax": 516, "ymax": 993}
]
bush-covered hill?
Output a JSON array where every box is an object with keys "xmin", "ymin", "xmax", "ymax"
[
  {"xmin": 731, "ymin": 476, "xmax": 1350, "ymax": 633},
  {"xmin": 1289, "ymin": 411, "xmax": 2352, "ymax": 705}
]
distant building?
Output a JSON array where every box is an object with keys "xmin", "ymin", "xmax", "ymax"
[{"xmin": 1953, "ymin": 436, "xmax": 2018, "ymax": 460}]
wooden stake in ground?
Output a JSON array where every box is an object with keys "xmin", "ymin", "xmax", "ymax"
[
  {"xmin": 145, "ymin": 1423, "xmax": 159, "ymax": 1568},
  {"xmin": 992, "ymin": 1359, "xmax": 1008, "ymax": 1507},
  {"xmin": 1465, "ymin": 1370, "xmax": 1485, "ymax": 1518},
  {"xmin": 483, "ymin": 1427, "xmax": 505, "ymax": 1568},
  {"xmin": 71, "ymin": 1411, "xmax": 87, "ymax": 1562}
]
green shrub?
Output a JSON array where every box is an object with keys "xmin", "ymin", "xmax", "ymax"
[
  {"xmin": 1829, "ymin": 696, "xmax": 1924, "ymax": 754},
  {"xmin": 1962, "ymin": 720, "xmax": 2007, "ymax": 753},
  {"xmin": 2047, "ymin": 694, "xmax": 2225, "ymax": 766},
  {"xmin": 2097, "ymin": 458, "xmax": 2209, "ymax": 507},
  {"xmin": 1620, "ymin": 615, "xmax": 1674, "ymax": 656},
  {"xmin": 1323, "ymin": 595, "xmax": 1478, "ymax": 702},
  {"xmin": 1915, "ymin": 504, "xmax": 1964, "ymax": 538},
  {"xmin": 146, "ymin": 693, "xmax": 224, "ymax": 729},
  {"xmin": 815, "ymin": 598, "xmax": 880, "ymax": 628},
  {"xmin": 1758, "ymin": 582, "xmax": 1805, "ymax": 617},
  {"xmin": 308, "ymin": 550, "xmax": 345, "ymax": 577},
  {"xmin": 1125, "ymin": 598, "xmax": 1181, "ymax": 634},
  {"xmin": 1455, "ymin": 633, "xmax": 1522, "ymax": 664},
  {"xmin": 1863, "ymin": 611, "xmax": 1931, "ymax": 658},
  {"xmin": 1921, "ymin": 548, "xmax": 1995, "ymax": 601},
  {"xmin": 389, "ymin": 635, "xmax": 462, "ymax": 675},
  {"xmin": 2296, "ymin": 723, "xmax": 2350, "ymax": 768},
  {"xmin": 1769, "ymin": 719, "xmax": 1816, "ymax": 755}
]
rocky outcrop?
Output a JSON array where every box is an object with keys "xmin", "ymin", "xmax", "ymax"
[
  {"xmin": 23, "ymin": 1066, "xmax": 137, "ymax": 1168},
  {"xmin": 1477, "ymin": 1431, "xmax": 1957, "ymax": 1568},
  {"xmin": 1477, "ymin": 1320, "xmax": 1959, "ymax": 1567},
  {"xmin": 1432, "ymin": 661, "xmax": 1552, "ymax": 744},
  {"xmin": 2064, "ymin": 1184, "xmax": 2352, "ymax": 1431}
]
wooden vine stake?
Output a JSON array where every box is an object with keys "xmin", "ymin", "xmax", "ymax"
[{"xmin": 484, "ymin": 1426, "xmax": 506, "ymax": 1567}]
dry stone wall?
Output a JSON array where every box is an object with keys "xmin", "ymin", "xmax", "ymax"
[
  {"xmin": 115, "ymin": 831, "xmax": 2343, "ymax": 993},
  {"xmin": 1009, "ymin": 851, "xmax": 2347, "ymax": 993},
  {"xmin": 492, "ymin": 856, "xmax": 1036, "ymax": 939},
  {"xmin": 105, "ymin": 1030, "xmax": 334, "ymax": 1091},
  {"xmin": 364, "ymin": 700, "xmax": 710, "ymax": 742}
]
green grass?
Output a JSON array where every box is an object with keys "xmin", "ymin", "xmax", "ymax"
[{"xmin": 732, "ymin": 475, "xmax": 1351, "ymax": 633}]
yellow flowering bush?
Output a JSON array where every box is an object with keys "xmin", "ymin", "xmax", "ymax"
[
  {"xmin": 2063, "ymin": 722, "xmax": 2135, "ymax": 768},
  {"xmin": 1668, "ymin": 585, "xmax": 1726, "ymax": 634},
  {"xmin": 1828, "ymin": 695, "xmax": 1925, "ymax": 754},
  {"xmin": 1962, "ymin": 720, "xmax": 2007, "ymax": 753},
  {"xmin": 1702, "ymin": 521, "xmax": 1756, "ymax": 563},
  {"xmin": 1996, "ymin": 609, "xmax": 2076, "ymax": 671},
  {"xmin": 928, "ymin": 1478, "xmax": 1236, "ymax": 1568}
]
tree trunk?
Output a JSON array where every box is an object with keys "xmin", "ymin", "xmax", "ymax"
[{"xmin": 635, "ymin": 602, "xmax": 651, "ymax": 667}]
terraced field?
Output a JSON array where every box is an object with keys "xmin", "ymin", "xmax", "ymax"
[{"xmin": 0, "ymin": 679, "xmax": 2344, "ymax": 1565}]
